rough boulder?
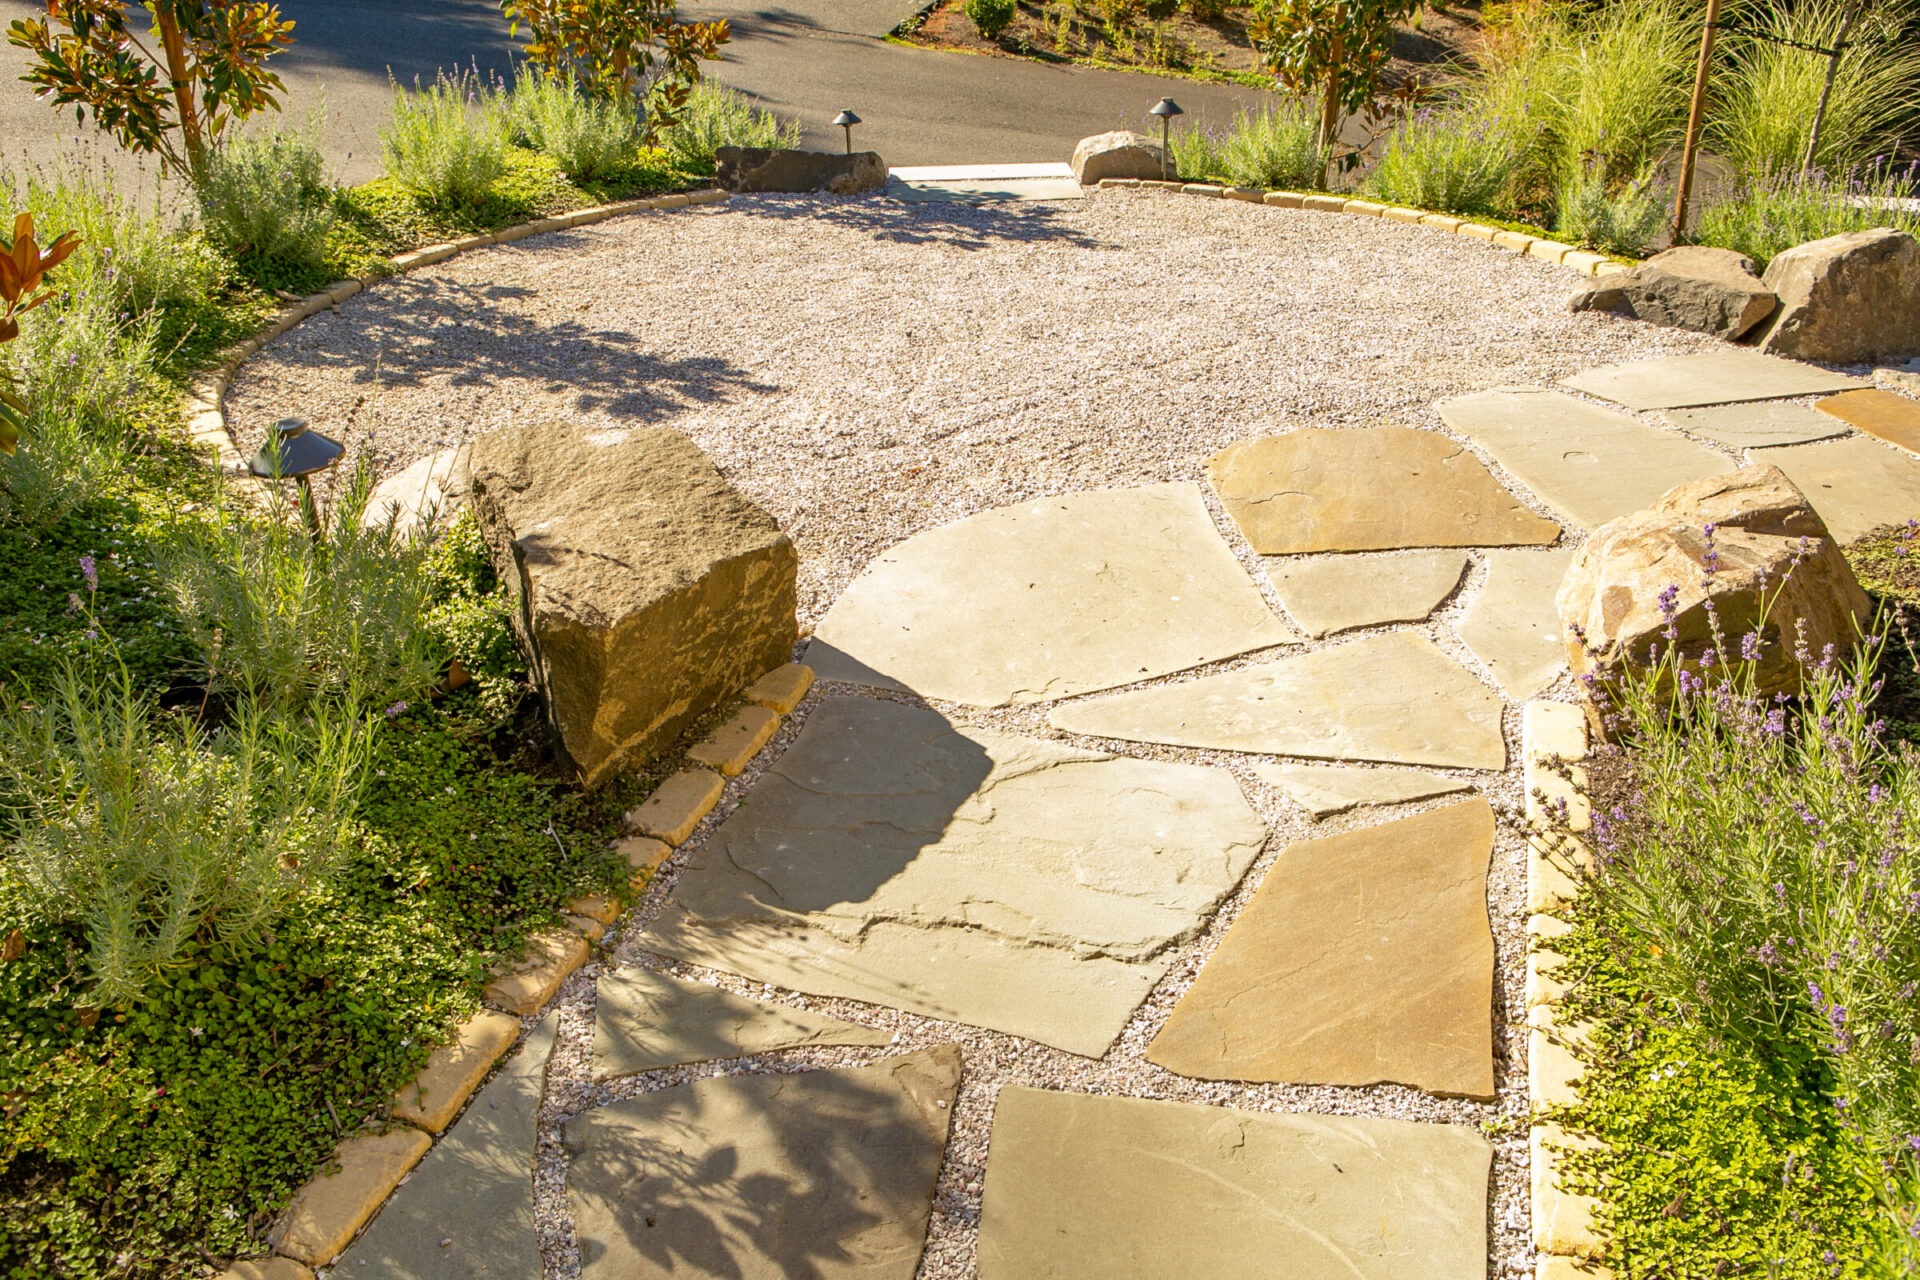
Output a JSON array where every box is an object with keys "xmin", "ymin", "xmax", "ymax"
[
  {"xmin": 1758, "ymin": 227, "xmax": 1920, "ymax": 363},
  {"xmin": 1568, "ymin": 246, "xmax": 1776, "ymax": 340},
  {"xmin": 715, "ymin": 146, "xmax": 888, "ymax": 195},
  {"xmin": 1071, "ymin": 131, "xmax": 1169, "ymax": 184}
]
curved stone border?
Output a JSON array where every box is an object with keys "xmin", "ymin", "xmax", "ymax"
[
  {"xmin": 1096, "ymin": 177, "xmax": 1634, "ymax": 279},
  {"xmin": 1522, "ymin": 701, "xmax": 1614, "ymax": 1280},
  {"xmin": 182, "ymin": 189, "xmax": 732, "ymax": 478},
  {"xmin": 211, "ymin": 661, "xmax": 810, "ymax": 1279}
]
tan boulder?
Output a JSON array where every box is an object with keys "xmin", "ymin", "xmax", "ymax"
[
  {"xmin": 1758, "ymin": 227, "xmax": 1920, "ymax": 363},
  {"xmin": 1556, "ymin": 465, "xmax": 1871, "ymax": 699},
  {"xmin": 1568, "ymin": 245, "xmax": 1776, "ymax": 340},
  {"xmin": 1071, "ymin": 131, "xmax": 1169, "ymax": 184},
  {"xmin": 470, "ymin": 422, "xmax": 797, "ymax": 786}
]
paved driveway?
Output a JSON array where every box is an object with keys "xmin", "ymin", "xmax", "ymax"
[{"xmin": 1, "ymin": 0, "xmax": 1278, "ymax": 188}]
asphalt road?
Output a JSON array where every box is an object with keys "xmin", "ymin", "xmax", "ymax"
[{"xmin": 1, "ymin": 0, "xmax": 1280, "ymax": 190}]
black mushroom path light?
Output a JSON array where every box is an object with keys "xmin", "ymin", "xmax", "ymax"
[
  {"xmin": 249, "ymin": 416, "xmax": 343, "ymax": 535},
  {"xmin": 833, "ymin": 109, "xmax": 861, "ymax": 154},
  {"xmin": 1148, "ymin": 98, "xmax": 1183, "ymax": 181}
]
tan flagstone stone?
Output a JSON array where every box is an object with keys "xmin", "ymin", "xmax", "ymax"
[
  {"xmin": 1147, "ymin": 799, "xmax": 1496, "ymax": 1097},
  {"xmin": 1665, "ymin": 400, "xmax": 1850, "ymax": 449},
  {"xmin": 806, "ymin": 484, "xmax": 1295, "ymax": 706},
  {"xmin": 567, "ymin": 1047, "xmax": 961, "ymax": 1280},
  {"xmin": 1208, "ymin": 428, "xmax": 1561, "ymax": 554},
  {"xmin": 976, "ymin": 1089, "xmax": 1490, "ymax": 1280},
  {"xmin": 1048, "ymin": 631, "xmax": 1508, "ymax": 771},
  {"xmin": 1532, "ymin": 1123, "xmax": 1607, "ymax": 1259},
  {"xmin": 483, "ymin": 929, "xmax": 590, "ymax": 1016},
  {"xmin": 1560, "ymin": 349, "xmax": 1866, "ymax": 410},
  {"xmin": 615, "ymin": 835, "xmax": 672, "ymax": 887},
  {"xmin": 643, "ymin": 697, "xmax": 1267, "ymax": 1057},
  {"xmin": 1264, "ymin": 550, "xmax": 1469, "ymax": 636},
  {"xmin": 1435, "ymin": 387, "xmax": 1734, "ymax": 530},
  {"xmin": 1815, "ymin": 387, "xmax": 1920, "ymax": 453},
  {"xmin": 1455, "ymin": 549, "xmax": 1576, "ymax": 699},
  {"xmin": 744, "ymin": 662, "xmax": 814, "ymax": 713},
  {"xmin": 268, "ymin": 1128, "xmax": 433, "ymax": 1265},
  {"xmin": 216, "ymin": 1260, "xmax": 313, "ymax": 1280},
  {"xmin": 1251, "ymin": 761, "xmax": 1472, "ymax": 818},
  {"xmin": 624, "ymin": 769, "xmax": 724, "ymax": 846},
  {"xmin": 1762, "ymin": 434, "xmax": 1920, "ymax": 543},
  {"xmin": 390, "ymin": 1009, "xmax": 521, "ymax": 1133},
  {"xmin": 687, "ymin": 704, "xmax": 781, "ymax": 775},
  {"xmin": 333, "ymin": 1018, "xmax": 556, "ymax": 1279},
  {"xmin": 594, "ymin": 967, "xmax": 892, "ymax": 1076}
]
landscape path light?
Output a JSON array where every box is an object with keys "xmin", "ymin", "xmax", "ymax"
[
  {"xmin": 1148, "ymin": 97, "xmax": 1183, "ymax": 181},
  {"xmin": 833, "ymin": 109, "xmax": 861, "ymax": 154},
  {"xmin": 249, "ymin": 416, "xmax": 342, "ymax": 536}
]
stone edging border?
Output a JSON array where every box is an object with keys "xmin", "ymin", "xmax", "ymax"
[
  {"xmin": 1096, "ymin": 177, "xmax": 1635, "ymax": 279},
  {"xmin": 1522, "ymin": 702, "xmax": 1613, "ymax": 1280},
  {"xmin": 181, "ymin": 188, "xmax": 732, "ymax": 479},
  {"xmin": 216, "ymin": 663, "xmax": 814, "ymax": 1280}
]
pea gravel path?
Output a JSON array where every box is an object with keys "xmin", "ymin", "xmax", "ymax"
[{"xmin": 231, "ymin": 190, "xmax": 1745, "ymax": 1280}]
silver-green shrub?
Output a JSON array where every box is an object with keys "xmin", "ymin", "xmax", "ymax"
[
  {"xmin": 498, "ymin": 68, "xmax": 644, "ymax": 178},
  {"xmin": 1363, "ymin": 108, "xmax": 1519, "ymax": 216},
  {"xmin": 381, "ymin": 71, "xmax": 508, "ymax": 207},
  {"xmin": 196, "ymin": 117, "xmax": 338, "ymax": 275},
  {"xmin": 1556, "ymin": 163, "xmax": 1665, "ymax": 257},
  {"xmin": 664, "ymin": 79, "xmax": 799, "ymax": 168},
  {"xmin": 1215, "ymin": 99, "xmax": 1325, "ymax": 190},
  {"xmin": 1697, "ymin": 164, "xmax": 1920, "ymax": 269}
]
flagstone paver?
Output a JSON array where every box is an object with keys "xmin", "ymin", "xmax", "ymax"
[
  {"xmin": 1762, "ymin": 434, "xmax": 1920, "ymax": 543},
  {"xmin": 1560, "ymin": 349, "xmax": 1867, "ymax": 410},
  {"xmin": 976, "ymin": 1089, "xmax": 1491, "ymax": 1279},
  {"xmin": 1815, "ymin": 388, "xmax": 1920, "ymax": 453},
  {"xmin": 1252, "ymin": 761, "xmax": 1473, "ymax": 819},
  {"xmin": 1455, "ymin": 549, "xmax": 1577, "ymax": 699},
  {"xmin": 1147, "ymin": 799, "xmax": 1496, "ymax": 1097},
  {"xmin": 806, "ymin": 484, "xmax": 1297, "ymax": 706},
  {"xmin": 1436, "ymin": 387, "xmax": 1735, "ymax": 529},
  {"xmin": 1207, "ymin": 427, "xmax": 1561, "ymax": 554},
  {"xmin": 565, "ymin": 1047, "xmax": 962, "ymax": 1280},
  {"xmin": 1665, "ymin": 401, "xmax": 1850, "ymax": 449},
  {"xmin": 594, "ymin": 967, "xmax": 893, "ymax": 1077},
  {"xmin": 1265, "ymin": 550, "xmax": 1470, "ymax": 636},
  {"xmin": 334, "ymin": 1018, "xmax": 555, "ymax": 1278},
  {"xmin": 642, "ymin": 696, "xmax": 1267, "ymax": 1056},
  {"xmin": 1048, "ymin": 631, "xmax": 1507, "ymax": 770}
]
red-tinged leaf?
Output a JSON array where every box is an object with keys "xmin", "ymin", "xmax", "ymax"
[
  {"xmin": 41, "ymin": 231, "xmax": 80, "ymax": 274},
  {"xmin": 0, "ymin": 255, "xmax": 20, "ymax": 303},
  {"xmin": 0, "ymin": 317, "xmax": 17, "ymax": 343},
  {"xmin": 10, "ymin": 212, "xmax": 28, "ymax": 245},
  {"xmin": 0, "ymin": 929, "xmax": 22, "ymax": 964}
]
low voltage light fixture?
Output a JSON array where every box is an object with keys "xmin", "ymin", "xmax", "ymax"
[
  {"xmin": 832, "ymin": 109, "xmax": 861, "ymax": 154},
  {"xmin": 248, "ymin": 416, "xmax": 343, "ymax": 534},
  {"xmin": 1148, "ymin": 98, "xmax": 1183, "ymax": 181}
]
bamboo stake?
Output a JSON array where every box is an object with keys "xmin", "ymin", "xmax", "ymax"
[{"xmin": 1673, "ymin": 0, "xmax": 1724, "ymax": 244}]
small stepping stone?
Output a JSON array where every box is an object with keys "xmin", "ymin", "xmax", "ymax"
[
  {"xmin": 334, "ymin": 1017, "xmax": 556, "ymax": 1279},
  {"xmin": 1561, "ymin": 349, "xmax": 1866, "ymax": 410},
  {"xmin": 594, "ymin": 967, "xmax": 892, "ymax": 1076},
  {"xmin": 1048, "ymin": 632, "xmax": 1507, "ymax": 771},
  {"xmin": 1436, "ymin": 387, "xmax": 1734, "ymax": 529},
  {"xmin": 1252, "ymin": 761, "xmax": 1472, "ymax": 819},
  {"xmin": 1763, "ymin": 435, "xmax": 1920, "ymax": 544},
  {"xmin": 1454, "ymin": 548, "xmax": 1576, "ymax": 699},
  {"xmin": 566, "ymin": 1046, "xmax": 962, "ymax": 1280},
  {"xmin": 644, "ymin": 697, "xmax": 1266, "ymax": 1057},
  {"xmin": 1666, "ymin": 400, "xmax": 1849, "ymax": 449},
  {"xmin": 1207, "ymin": 427, "xmax": 1560, "ymax": 554},
  {"xmin": 1265, "ymin": 550, "xmax": 1469, "ymax": 636},
  {"xmin": 1816, "ymin": 388, "xmax": 1920, "ymax": 453},
  {"xmin": 807, "ymin": 483, "xmax": 1297, "ymax": 707},
  {"xmin": 1146, "ymin": 799, "xmax": 1496, "ymax": 1098},
  {"xmin": 976, "ymin": 1088, "xmax": 1491, "ymax": 1279}
]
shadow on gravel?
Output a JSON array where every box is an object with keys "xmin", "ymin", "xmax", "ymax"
[
  {"xmin": 278, "ymin": 271, "xmax": 775, "ymax": 418},
  {"xmin": 727, "ymin": 192, "xmax": 1103, "ymax": 252}
]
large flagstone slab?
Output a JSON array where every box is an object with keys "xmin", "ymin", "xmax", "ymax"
[
  {"xmin": 1252, "ymin": 761, "xmax": 1472, "ymax": 819},
  {"xmin": 642, "ymin": 696, "xmax": 1267, "ymax": 1057},
  {"xmin": 1816, "ymin": 388, "xmax": 1920, "ymax": 453},
  {"xmin": 1763, "ymin": 435, "xmax": 1920, "ymax": 543},
  {"xmin": 1207, "ymin": 427, "xmax": 1561, "ymax": 554},
  {"xmin": 1666, "ymin": 401, "xmax": 1849, "ymax": 449},
  {"xmin": 1048, "ymin": 632, "xmax": 1507, "ymax": 771},
  {"xmin": 333, "ymin": 1017, "xmax": 555, "ymax": 1278},
  {"xmin": 1437, "ymin": 388, "xmax": 1735, "ymax": 530},
  {"xmin": 806, "ymin": 484, "xmax": 1295, "ymax": 707},
  {"xmin": 594, "ymin": 967, "xmax": 893, "ymax": 1077},
  {"xmin": 1146, "ymin": 799, "xmax": 1496, "ymax": 1097},
  {"xmin": 567, "ymin": 1047, "xmax": 961, "ymax": 1280},
  {"xmin": 1455, "ymin": 549, "xmax": 1576, "ymax": 699},
  {"xmin": 1266, "ymin": 550, "xmax": 1469, "ymax": 637},
  {"xmin": 1560, "ymin": 349, "xmax": 1866, "ymax": 410},
  {"xmin": 976, "ymin": 1088, "xmax": 1491, "ymax": 1280}
]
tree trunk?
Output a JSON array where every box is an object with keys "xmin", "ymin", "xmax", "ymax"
[
  {"xmin": 1317, "ymin": 31, "xmax": 1346, "ymax": 171},
  {"xmin": 155, "ymin": 8, "xmax": 207, "ymax": 183}
]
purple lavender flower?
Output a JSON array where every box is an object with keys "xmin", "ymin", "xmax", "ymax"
[
  {"xmin": 384, "ymin": 701, "xmax": 409, "ymax": 718},
  {"xmin": 79, "ymin": 554, "xmax": 97, "ymax": 593},
  {"xmin": 1740, "ymin": 630, "xmax": 1763, "ymax": 662}
]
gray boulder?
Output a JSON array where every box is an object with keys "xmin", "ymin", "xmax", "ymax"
[
  {"xmin": 715, "ymin": 146, "xmax": 888, "ymax": 195},
  {"xmin": 362, "ymin": 442, "xmax": 471, "ymax": 535},
  {"xmin": 1758, "ymin": 227, "xmax": 1920, "ymax": 363},
  {"xmin": 1071, "ymin": 131, "xmax": 1169, "ymax": 184},
  {"xmin": 1568, "ymin": 246, "xmax": 1776, "ymax": 340},
  {"xmin": 469, "ymin": 422, "xmax": 798, "ymax": 787}
]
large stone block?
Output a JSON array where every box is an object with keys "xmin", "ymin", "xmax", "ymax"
[
  {"xmin": 715, "ymin": 146, "xmax": 889, "ymax": 195},
  {"xmin": 1071, "ymin": 131, "xmax": 1169, "ymax": 184},
  {"xmin": 1569, "ymin": 245, "xmax": 1776, "ymax": 340},
  {"xmin": 1758, "ymin": 227, "xmax": 1920, "ymax": 363},
  {"xmin": 1556, "ymin": 465, "xmax": 1871, "ymax": 699},
  {"xmin": 470, "ymin": 422, "xmax": 797, "ymax": 786}
]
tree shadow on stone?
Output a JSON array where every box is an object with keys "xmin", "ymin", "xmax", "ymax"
[{"xmin": 727, "ymin": 193, "xmax": 1102, "ymax": 252}]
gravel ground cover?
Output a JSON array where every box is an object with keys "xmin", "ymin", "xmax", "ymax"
[{"xmin": 230, "ymin": 190, "xmax": 1740, "ymax": 1280}]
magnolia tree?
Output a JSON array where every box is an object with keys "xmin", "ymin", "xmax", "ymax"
[
  {"xmin": 6, "ymin": 0, "xmax": 295, "ymax": 184},
  {"xmin": 1253, "ymin": 0, "xmax": 1418, "ymax": 155},
  {"xmin": 500, "ymin": 0, "xmax": 728, "ymax": 135},
  {"xmin": 0, "ymin": 214, "xmax": 80, "ymax": 456}
]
